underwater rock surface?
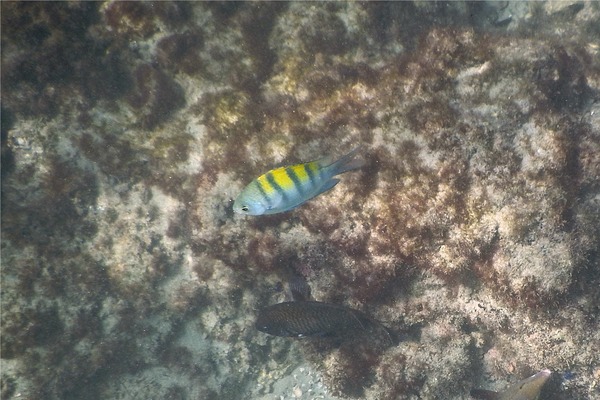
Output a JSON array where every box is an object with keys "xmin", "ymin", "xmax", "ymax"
[{"xmin": 1, "ymin": 2, "xmax": 599, "ymax": 399}]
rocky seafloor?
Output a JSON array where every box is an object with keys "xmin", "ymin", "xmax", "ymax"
[{"xmin": 1, "ymin": 2, "xmax": 599, "ymax": 399}]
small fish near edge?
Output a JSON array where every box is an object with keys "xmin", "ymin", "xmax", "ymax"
[{"xmin": 470, "ymin": 369, "xmax": 552, "ymax": 400}]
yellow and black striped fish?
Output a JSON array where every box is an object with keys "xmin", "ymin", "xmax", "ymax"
[{"xmin": 233, "ymin": 147, "xmax": 363, "ymax": 215}]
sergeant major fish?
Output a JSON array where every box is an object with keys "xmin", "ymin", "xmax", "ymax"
[
  {"xmin": 470, "ymin": 369, "xmax": 552, "ymax": 400},
  {"xmin": 255, "ymin": 300, "xmax": 393, "ymax": 344},
  {"xmin": 233, "ymin": 146, "xmax": 363, "ymax": 215}
]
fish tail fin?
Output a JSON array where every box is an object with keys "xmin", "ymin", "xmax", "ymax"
[
  {"xmin": 382, "ymin": 326, "xmax": 399, "ymax": 346},
  {"xmin": 324, "ymin": 146, "xmax": 365, "ymax": 176}
]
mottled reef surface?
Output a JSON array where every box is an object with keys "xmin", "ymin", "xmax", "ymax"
[{"xmin": 1, "ymin": 2, "xmax": 599, "ymax": 400}]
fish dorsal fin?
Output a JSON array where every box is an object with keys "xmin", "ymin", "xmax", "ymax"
[
  {"xmin": 470, "ymin": 389, "xmax": 501, "ymax": 400},
  {"xmin": 288, "ymin": 273, "xmax": 312, "ymax": 302}
]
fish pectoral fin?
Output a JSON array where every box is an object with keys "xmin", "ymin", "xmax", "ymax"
[{"xmin": 469, "ymin": 389, "xmax": 500, "ymax": 400}]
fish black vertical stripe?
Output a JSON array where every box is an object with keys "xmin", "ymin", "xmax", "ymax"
[
  {"xmin": 285, "ymin": 166, "xmax": 305, "ymax": 196},
  {"xmin": 266, "ymin": 171, "xmax": 289, "ymax": 203},
  {"xmin": 253, "ymin": 180, "xmax": 272, "ymax": 207},
  {"xmin": 303, "ymin": 163, "xmax": 317, "ymax": 187}
]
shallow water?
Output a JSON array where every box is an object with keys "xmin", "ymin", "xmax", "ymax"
[{"xmin": 1, "ymin": 2, "xmax": 599, "ymax": 399}]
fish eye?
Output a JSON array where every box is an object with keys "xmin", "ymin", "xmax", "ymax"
[{"xmin": 241, "ymin": 205, "xmax": 249, "ymax": 212}]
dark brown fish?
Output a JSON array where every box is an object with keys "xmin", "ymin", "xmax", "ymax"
[{"xmin": 255, "ymin": 301, "xmax": 392, "ymax": 342}]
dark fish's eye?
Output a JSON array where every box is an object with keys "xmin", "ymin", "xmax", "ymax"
[{"xmin": 241, "ymin": 205, "xmax": 249, "ymax": 212}]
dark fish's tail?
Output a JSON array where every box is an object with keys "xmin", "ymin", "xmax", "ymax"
[
  {"xmin": 388, "ymin": 322, "xmax": 423, "ymax": 346},
  {"xmin": 350, "ymin": 309, "xmax": 400, "ymax": 347}
]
